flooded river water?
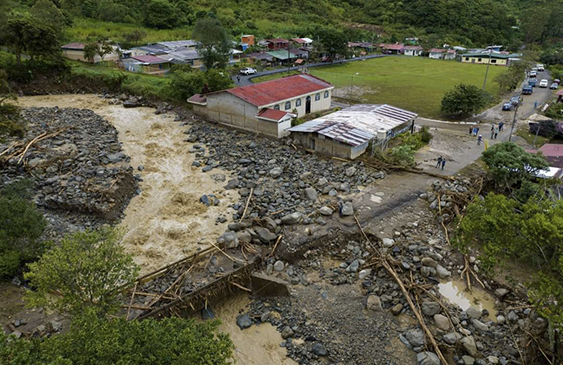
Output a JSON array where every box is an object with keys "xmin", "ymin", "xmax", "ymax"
[
  {"xmin": 438, "ymin": 279, "xmax": 498, "ymax": 321},
  {"xmin": 17, "ymin": 95, "xmax": 239, "ymax": 274}
]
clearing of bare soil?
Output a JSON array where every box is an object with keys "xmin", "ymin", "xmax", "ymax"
[{"xmin": 17, "ymin": 95, "xmax": 239, "ymax": 274}]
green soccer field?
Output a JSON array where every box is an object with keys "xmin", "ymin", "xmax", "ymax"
[{"xmin": 253, "ymin": 57, "xmax": 505, "ymax": 119}]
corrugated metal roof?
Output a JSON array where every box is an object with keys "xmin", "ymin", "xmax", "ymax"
[
  {"xmin": 256, "ymin": 108, "xmax": 291, "ymax": 121},
  {"xmin": 266, "ymin": 50, "xmax": 297, "ymax": 60},
  {"xmin": 288, "ymin": 104, "xmax": 417, "ymax": 146},
  {"xmin": 157, "ymin": 40, "xmax": 197, "ymax": 49},
  {"xmin": 61, "ymin": 42, "xmax": 85, "ymax": 50},
  {"xmin": 132, "ymin": 55, "xmax": 170, "ymax": 64}
]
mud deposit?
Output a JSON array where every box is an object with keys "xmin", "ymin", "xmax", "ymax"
[
  {"xmin": 17, "ymin": 95, "xmax": 239, "ymax": 273},
  {"xmin": 215, "ymin": 294, "xmax": 297, "ymax": 365},
  {"xmin": 438, "ymin": 280, "xmax": 498, "ymax": 320}
]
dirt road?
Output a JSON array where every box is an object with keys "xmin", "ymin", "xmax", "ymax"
[{"xmin": 17, "ymin": 95, "xmax": 239, "ymax": 274}]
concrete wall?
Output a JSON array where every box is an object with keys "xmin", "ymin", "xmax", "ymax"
[
  {"xmin": 291, "ymin": 133, "xmax": 368, "ymax": 159},
  {"xmin": 429, "ymin": 53, "xmax": 443, "ymax": 59},
  {"xmin": 404, "ymin": 50, "xmax": 422, "ymax": 56},
  {"xmin": 461, "ymin": 56, "xmax": 508, "ymax": 66},
  {"xmin": 262, "ymin": 89, "xmax": 332, "ymax": 118},
  {"xmin": 62, "ymin": 50, "xmax": 120, "ymax": 63}
]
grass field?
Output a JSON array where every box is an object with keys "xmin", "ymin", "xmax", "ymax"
[{"xmin": 253, "ymin": 57, "xmax": 505, "ymax": 119}]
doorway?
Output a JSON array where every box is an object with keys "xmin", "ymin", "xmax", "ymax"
[{"xmin": 305, "ymin": 96, "xmax": 311, "ymax": 114}]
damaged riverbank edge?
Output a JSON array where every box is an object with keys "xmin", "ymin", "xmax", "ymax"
[{"xmin": 1, "ymin": 93, "xmax": 551, "ymax": 365}]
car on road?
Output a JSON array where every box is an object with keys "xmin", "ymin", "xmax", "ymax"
[
  {"xmin": 510, "ymin": 96, "xmax": 522, "ymax": 106},
  {"xmin": 539, "ymin": 79, "xmax": 549, "ymax": 88},
  {"xmin": 502, "ymin": 102, "xmax": 514, "ymax": 111},
  {"xmin": 523, "ymin": 85, "xmax": 533, "ymax": 95},
  {"xmin": 554, "ymin": 79, "xmax": 561, "ymax": 84},
  {"xmin": 529, "ymin": 71, "xmax": 537, "ymax": 77},
  {"xmin": 537, "ymin": 64, "xmax": 545, "ymax": 71},
  {"xmin": 551, "ymin": 83, "xmax": 560, "ymax": 89},
  {"xmin": 528, "ymin": 78, "xmax": 537, "ymax": 87},
  {"xmin": 239, "ymin": 67, "xmax": 257, "ymax": 75}
]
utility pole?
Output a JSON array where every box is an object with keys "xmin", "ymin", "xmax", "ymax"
[
  {"xmin": 482, "ymin": 48, "xmax": 493, "ymax": 91},
  {"xmin": 508, "ymin": 101, "xmax": 520, "ymax": 142}
]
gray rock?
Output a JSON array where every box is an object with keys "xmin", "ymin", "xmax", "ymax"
[
  {"xmin": 391, "ymin": 303, "xmax": 404, "ymax": 315},
  {"xmin": 236, "ymin": 314, "xmax": 252, "ymax": 329},
  {"xmin": 281, "ymin": 212, "xmax": 302, "ymax": 225},
  {"xmin": 461, "ymin": 336, "xmax": 478, "ymax": 357},
  {"xmin": 421, "ymin": 301, "xmax": 441, "ymax": 316},
  {"xmin": 471, "ymin": 318, "xmax": 489, "ymax": 332},
  {"xmin": 319, "ymin": 206, "xmax": 334, "ymax": 216},
  {"xmin": 382, "ymin": 238, "xmax": 394, "ymax": 247},
  {"xmin": 49, "ymin": 321, "xmax": 63, "ymax": 332},
  {"xmin": 218, "ymin": 231, "xmax": 239, "ymax": 248},
  {"xmin": 507, "ymin": 311, "xmax": 518, "ymax": 322},
  {"xmin": 255, "ymin": 227, "xmax": 277, "ymax": 243},
  {"xmin": 274, "ymin": 261, "xmax": 285, "ymax": 272},
  {"xmin": 406, "ymin": 328, "xmax": 425, "ymax": 347},
  {"xmin": 236, "ymin": 230, "xmax": 252, "ymax": 243},
  {"xmin": 347, "ymin": 259, "xmax": 360, "ymax": 273},
  {"xmin": 421, "ymin": 257, "xmax": 438, "ymax": 268},
  {"xmin": 494, "ymin": 288, "xmax": 509, "ymax": 298},
  {"xmin": 366, "ymin": 294, "xmax": 383, "ymax": 311},
  {"xmin": 340, "ymin": 202, "xmax": 354, "ymax": 216},
  {"xmin": 462, "ymin": 355, "xmax": 475, "ymax": 365},
  {"xmin": 443, "ymin": 332, "xmax": 462, "ymax": 345},
  {"xmin": 421, "ymin": 266, "xmax": 436, "ymax": 277},
  {"xmin": 281, "ymin": 326, "xmax": 294, "ymax": 339},
  {"xmin": 434, "ymin": 314, "xmax": 450, "ymax": 331},
  {"xmin": 487, "ymin": 356, "xmax": 499, "ymax": 364},
  {"xmin": 269, "ymin": 167, "xmax": 283, "ymax": 178},
  {"xmin": 345, "ymin": 166, "xmax": 357, "ymax": 176},
  {"xmin": 435, "ymin": 265, "xmax": 451, "ymax": 278},
  {"xmin": 316, "ymin": 177, "xmax": 328, "ymax": 187},
  {"xmin": 304, "ymin": 187, "xmax": 318, "ymax": 201},
  {"xmin": 466, "ymin": 307, "xmax": 481, "ymax": 319},
  {"xmin": 358, "ymin": 269, "xmax": 371, "ymax": 280},
  {"xmin": 417, "ymin": 351, "xmax": 441, "ymax": 365},
  {"xmin": 312, "ymin": 343, "xmax": 327, "ymax": 356}
]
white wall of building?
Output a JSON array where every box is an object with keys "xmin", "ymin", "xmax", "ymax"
[{"xmin": 262, "ymin": 88, "xmax": 332, "ymax": 118}]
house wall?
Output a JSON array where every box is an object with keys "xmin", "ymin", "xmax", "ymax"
[
  {"xmin": 291, "ymin": 133, "xmax": 368, "ymax": 159},
  {"xmin": 277, "ymin": 117, "xmax": 292, "ymax": 138},
  {"xmin": 429, "ymin": 53, "xmax": 443, "ymax": 59},
  {"xmin": 461, "ymin": 56, "xmax": 508, "ymax": 66},
  {"xmin": 62, "ymin": 50, "xmax": 120, "ymax": 63},
  {"xmin": 404, "ymin": 50, "xmax": 422, "ymax": 56},
  {"xmin": 444, "ymin": 53, "xmax": 456, "ymax": 60},
  {"xmin": 262, "ymin": 89, "xmax": 332, "ymax": 118}
]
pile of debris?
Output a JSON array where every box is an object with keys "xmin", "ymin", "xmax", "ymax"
[
  {"xmin": 183, "ymin": 118, "xmax": 385, "ymax": 247},
  {"xmin": 0, "ymin": 107, "xmax": 137, "ymax": 235}
]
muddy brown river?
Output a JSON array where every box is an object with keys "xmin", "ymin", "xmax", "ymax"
[{"xmin": 17, "ymin": 95, "xmax": 239, "ymax": 274}]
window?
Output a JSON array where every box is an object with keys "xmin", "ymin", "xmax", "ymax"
[
  {"xmin": 324, "ymin": 91, "xmax": 329, "ymax": 98},
  {"xmin": 274, "ymin": 104, "xmax": 280, "ymax": 110},
  {"xmin": 296, "ymin": 98, "xmax": 302, "ymax": 107},
  {"xmin": 491, "ymin": 59, "xmax": 497, "ymax": 64},
  {"xmin": 465, "ymin": 57, "xmax": 469, "ymax": 61},
  {"xmin": 315, "ymin": 93, "xmax": 320, "ymax": 101},
  {"xmin": 478, "ymin": 58, "xmax": 482, "ymax": 62},
  {"xmin": 285, "ymin": 101, "xmax": 291, "ymax": 110}
]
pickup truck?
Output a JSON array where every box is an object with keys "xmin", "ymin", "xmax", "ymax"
[{"xmin": 528, "ymin": 78, "xmax": 537, "ymax": 87}]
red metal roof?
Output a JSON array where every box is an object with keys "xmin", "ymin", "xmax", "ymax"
[
  {"xmin": 404, "ymin": 46, "xmax": 423, "ymax": 50},
  {"xmin": 429, "ymin": 48, "xmax": 445, "ymax": 53},
  {"xmin": 266, "ymin": 38, "xmax": 288, "ymax": 43},
  {"xmin": 226, "ymin": 75, "xmax": 332, "ymax": 107},
  {"xmin": 132, "ymin": 55, "xmax": 169, "ymax": 64},
  {"xmin": 540, "ymin": 144, "xmax": 563, "ymax": 157},
  {"xmin": 187, "ymin": 94, "xmax": 207, "ymax": 104},
  {"xmin": 61, "ymin": 42, "xmax": 85, "ymax": 50},
  {"xmin": 256, "ymin": 108, "xmax": 291, "ymax": 121}
]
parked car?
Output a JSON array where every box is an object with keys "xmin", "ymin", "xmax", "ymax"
[
  {"xmin": 554, "ymin": 79, "xmax": 561, "ymax": 84},
  {"xmin": 539, "ymin": 79, "xmax": 549, "ymax": 88},
  {"xmin": 529, "ymin": 71, "xmax": 537, "ymax": 78},
  {"xmin": 523, "ymin": 85, "xmax": 533, "ymax": 95},
  {"xmin": 239, "ymin": 67, "xmax": 257, "ymax": 75},
  {"xmin": 537, "ymin": 64, "xmax": 545, "ymax": 71},
  {"xmin": 551, "ymin": 83, "xmax": 559, "ymax": 89},
  {"xmin": 528, "ymin": 78, "xmax": 537, "ymax": 87},
  {"xmin": 502, "ymin": 102, "xmax": 514, "ymax": 111},
  {"xmin": 510, "ymin": 96, "xmax": 522, "ymax": 106}
]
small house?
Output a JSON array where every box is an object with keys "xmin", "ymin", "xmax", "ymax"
[
  {"xmin": 61, "ymin": 42, "xmax": 120, "ymax": 63},
  {"xmin": 242, "ymin": 52, "xmax": 274, "ymax": 65},
  {"xmin": 444, "ymin": 49, "xmax": 456, "ymax": 60},
  {"xmin": 460, "ymin": 52, "xmax": 520, "ymax": 66},
  {"xmin": 129, "ymin": 44, "xmax": 169, "ymax": 57},
  {"xmin": 266, "ymin": 50, "xmax": 297, "ymax": 65},
  {"xmin": 187, "ymin": 74, "xmax": 333, "ymax": 138},
  {"xmin": 131, "ymin": 55, "xmax": 171, "ymax": 75},
  {"xmin": 403, "ymin": 46, "xmax": 423, "ymax": 56},
  {"xmin": 157, "ymin": 40, "xmax": 197, "ymax": 50},
  {"xmin": 166, "ymin": 49, "xmax": 202, "ymax": 68},
  {"xmin": 379, "ymin": 43, "xmax": 404, "ymax": 54},
  {"xmin": 428, "ymin": 49, "xmax": 445, "ymax": 59},
  {"xmin": 241, "ymin": 35, "xmax": 255, "ymax": 47},
  {"xmin": 264, "ymin": 39, "xmax": 289, "ymax": 50},
  {"xmin": 289, "ymin": 104, "xmax": 418, "ymax": 159}
]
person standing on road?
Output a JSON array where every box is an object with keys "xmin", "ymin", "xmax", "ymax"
[
  {"xmin": 534, "ymin": 100, "xmax": 538, "ymax": 109},
  {"xmin": 237, "ymin": 76, "xmax": 240, "ymax": 83},
  {"xmin": 494, "ymin": 128, "xmax": 499, "ymax": 139},
  {"xmin": 436, "ymin": 156, "xmax": 443, "ymax": 168},
  {"xmin": 490, "ymin": 126, "xmax": 495, "ymax": 139},
  {"xmin": 441, "ymin": 158, "xmax": 446, "ymax": 171},
  {"xmin": 477, "ymin": 135, "xmax": 483, "ymax": 145},
  {"xmin": 469, "ymin": 126, "xmax": 473, "ymax": 135},
  {"xmin": 476, "ymin": 127, "xmax": 480, "ymax": 135},
  {"xmin": 499, "ymin": 121, "xmax": 504, "ymax": 131}
]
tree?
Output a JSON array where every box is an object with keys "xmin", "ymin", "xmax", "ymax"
[
  {"xmin": 192, "ymin": 17, "xmax": 232, "ymax": 70},
  {"xmin": 168, "ymin": 68, "xmax": 233, "ymax": 101},
  {"xmin": 31, "ymin": 0, "xmax": 66, "ymax": 31},
  {"xmin": 1, "ymin": 11, "xmax": 61, "ymax": 65},
  {"xmin": 82, "ymin": 39, "xmax": 114, "ymax": 63},
  {"xmin": 440, "ymin": 83, "xmax": 489, "ymax": 117},
  {"xmin": 482, "ymin": 142, "xmax": 549, "ymax": 189},
  {"xmin": 25, "ymin": 228, "xmax": 139, "ymax": 315},
  {"xmin": 123, "ymin": 30, "xmax": 147, "ymax": 46},
  {"xmin": 315, "ymin": 29, "xmax": 348, "ymax": 60},
  {"xmin": 520, "ymin": 7, "xmax": 550, "ymax": 44},
  {"xmin": 0, "ymin": 180, "xmax": 47, "ymax": 279},
  {"xmin": 97, "ymin": 0, "xmax": 129, "ymax": 23},
  {"xmin": 0, "ymin": 69, "xmax": 25, "ymax": 137},
  {"xmin": 143, "ymin": 0, "xmax": 179, "ymax": 29},
  {"xmin": 0, "ymin": 311, "xmax": 234, "ymax": 364}
]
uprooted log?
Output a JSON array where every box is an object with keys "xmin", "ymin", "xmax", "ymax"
[{"xmin": 355, "ymin": 216, "xmax": 448, "ymax": 365}]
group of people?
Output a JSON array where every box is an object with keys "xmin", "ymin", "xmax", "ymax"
[
  {"xmin": 435, "ymin": 156, "xmax": 446, "ymax": 170},
  {"xmin": 469, "ymin": 121, "xmax": 505, "ymax": 145}
]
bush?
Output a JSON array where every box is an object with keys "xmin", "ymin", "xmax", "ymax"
[
  {"xmin": 0, "ymin": 180, "xmax": 47, "ymax": 279},
  {"xmin": 387, "ymin": 145, "xmax": 416, "ymax": 166},
  {"xmin": 441, "ymin": 83, "xmax": 490, "ymax": 117},
  {"xmin": 400, "ymin": 126, "xmax": 432, "ymax": 150}
]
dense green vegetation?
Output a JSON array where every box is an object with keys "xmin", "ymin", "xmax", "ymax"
[
  {"xmin": 253, "ymin": 57, "xmax": 503, "ymax": 119},
  {"xmin": 441, "ymin": 83, "xmax": 491, "ymax": 117},
  {"xmin": 455, "ymin": 143, "xmax": 563, "ymax": 329},
  {"xmin": 0, "ymin": 313, "xmax": 234, "ymax": 365},
  {"xmin": 0, "ymin": 180, "xmax": 47, "ymax": 279}
]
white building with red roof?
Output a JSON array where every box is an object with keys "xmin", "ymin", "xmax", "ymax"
[{"xmin": 187, "ymin": 74, "xmax": 333, "ymax": 138}]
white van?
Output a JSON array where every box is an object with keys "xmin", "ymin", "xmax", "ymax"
[{"xmin": 537, "ymin": 64, "xmax": 545, "ymax": 71}]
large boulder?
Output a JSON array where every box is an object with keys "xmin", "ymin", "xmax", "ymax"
[
  {"xmin": 340, "ymin": 202, "xmax": 354, "ymax": 216},
  {"xmin": 405, "ymin": 328, "xmax": 425, "ymax": 347},
  {"xmin": 281, "ymin": 212, "xmax": 302, "ymax": 225},
  {"xmin": 417, "ymin": 352, "xmax": 440, "ymax": 365},
  {"xmin": 421, "ymin": 301, "xmax": 441, "ymax": 316}
]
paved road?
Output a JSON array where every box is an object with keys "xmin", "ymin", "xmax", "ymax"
[{"xmin": 233, "ymin": 54, "xmax": 387, "ymax": 86}]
